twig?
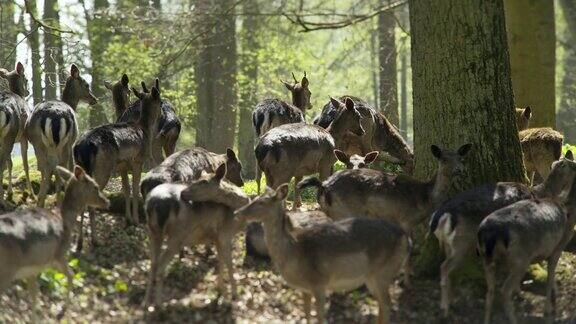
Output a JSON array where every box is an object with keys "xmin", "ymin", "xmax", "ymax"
[{"xmin": 23, "ymin": 0, "xmax": 74, "ymax": 34}]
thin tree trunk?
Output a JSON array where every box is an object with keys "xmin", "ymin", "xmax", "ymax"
[
  {"xmin": 370, "ymin": 30, "xmax": 379, "ymax": 108},
  {"xmin": 504, "ymin": 0, "xmax": 555, "ymax": 128},
  {"xmin": 557, "ymin": 0, "xmax": 576, "ymax": 142},
  {"xmin": 194, "ymin": 0, "xmax": 214, "ymax": 150},
  {"xmin": 27, "ymin": 0, "xmax": 43, "ymax": 105},
  {"xmin": 378, "ymin": 6, "xmax": 398, "ymax": 125},
  {"xmin": 43, "ymin": 0, "xmax": 61, "ymax": 100},
  {"xmin": 400, "ymin": 38, "xmax": 408, "ymax": 137},
  {"xmin": 0, "ymin": 1, "xmax": 17, "ymax": 68}
]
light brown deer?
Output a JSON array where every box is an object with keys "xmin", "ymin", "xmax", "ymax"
[
  {"xmin": 0, "ymin": 166, "xmax": 109, "ymax": 319},
  {"xmin": 334, "ymin": 149, "xmax": 379, "ymax": 170},
  {"xmin": 235, "ymin": 184, "xmax": 410, "ymax": 324}
]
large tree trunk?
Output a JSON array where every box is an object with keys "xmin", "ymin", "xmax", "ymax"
[
  {"xmin": 557, "ymin": 0, "xmax": 576, "ymax": 143},
  {"xmin": 237, "ymin": 0, "xmax": 259, "ymax": 179},
  {"xmin": 0, "ymin": 1, "xmax": 17, "ymax": 69},
  {"xmin": 378, "ymin": 6, "xmax": 398, "ymax": 125},
  {"xmin": 85, "ymin": 0, "xmax": 111, "ymax": 126},
  {"xmin": 410, "ymin": 0, "xmax": 526, "ymax": 277},
  {"xmin": 504, "ymin": 0, "xmax": 555, "ymax": 128},
  {"xmin": 194, "ymin": 0, "xmax": 237, "ymax": 153},
  {"xmin": 43, "ymin": 0, "xmax": 62, "ymax": 100},
  {"xmin": 27, "ymin": 0, "xmax": 43, "ymax": 106}
]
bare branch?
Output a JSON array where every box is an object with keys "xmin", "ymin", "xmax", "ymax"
[{"xmin": 24, "ymin": 0, "xmax": 74, "ymax": 34}]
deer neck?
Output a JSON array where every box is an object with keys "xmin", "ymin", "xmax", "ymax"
[
  {"xmin": 429, "ymin": 169, "xmax": 452, "ymax": 208},
  {"xmin": 292, "ymin": 92, "xmax": 304, "ymax": 111},
  {"xmin": 61, "ymin": 83, "xmax": 80, "ymax": 110},
  {"xmin": 112, "ymin": 92, "xmax": 129, "ymax": 119},
  {"xmin": 224, "ymin": 189, "xmax": 250, "ymax": 210},
  {"xmin": 261, "ymin": 204, "xmax": 296, "ymax": 267},
  {"xmin": 59, "ymin": 189, "xmax": 84, "ymax": 248}
]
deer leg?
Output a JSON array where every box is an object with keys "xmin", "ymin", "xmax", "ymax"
[
  {"xmin": 293, "ymin": 175, "xmax": 302, "ymax": 210},
  {"xmin": 545, "ymin": 252, "xmax": 561, "ymax": 321},
  {"xmin": 120, "ymin": 170, "xmax": 132, "ymax": 224},
  {"xmin": 256, "ymin": 165, "xmax": 262, "ymax": 194},
  {"xmin": 483, "ymin": 260, "xmax": 496, "ymax": 324},
  {"xmin": 0, "ymin": 155, "xmax": 6, "ymax": 204},
  {"xmin": 367, "ymin": 278, "xmax": 392, "ymax": 324},
  {"xmin": 153, "ymin": 237, "xmax": 184, "ymax": 305},
  {"xmin": 36, "ymin": 168, "xmax": 51, "ymax": 208},
  {"xmin": 215, "ymin": 240, "xmax": 227, "ymax": 298},
  {"xmin": 55, "ymin": 258, "xmax": 73, "ymax": 317},
  {"xmin": 313, "ymin": 289, "xmax": 326, "ymax": 324},
  {"xmin": 303, "ymin": 292, "xmax": 312, "ymax": 323},
  {"xmin": 54, "ymin": 169, "xmax": 63, "ymax": 206},
  {"xmin": 76, "ymin": 211, "xmax": 86, "ymax": 253},
  {"xmin": 88, "ymin": 208, "xmax": 98, "ymax": 248},
  {"xmin": 27, "ymin": 276, "xmax": 39, "ymax": 322},
  {"xmin": 440, "ymin": 246, "xmax": 467, "ymax": 317},
  {"xmin": 131, "ymin": 165, "xmax": 142, "ymax": 224},
  {"xmin": 20, "ymin": 139, "xmax": 34, "ymax": 199},
  {"xmin": 144, "ymin": 231, "xmax": 163, "ymax": 307},
  {"xmin": 501, "ymin": 264, "xmax": 526, "ymax": 324},
  {"xmin": 6, "ymin": 156, "xmax": 13, "ymax": 200}
]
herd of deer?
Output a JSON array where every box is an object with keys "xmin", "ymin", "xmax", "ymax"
[{"xmin": 0, "ymin": 62, "xmax": 574, "ymax": 324}]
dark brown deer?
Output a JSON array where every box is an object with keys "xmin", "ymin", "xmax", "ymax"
[
  {"xmin": 235, "ymin": 184, "xmax": 410, "ymax": 324},
  {"xmin": 314, "ymin": 96, "xmax": 414, "ymax": 174},
  {"xmin": 256, "ymin": 97, "xmax": 364, "ymax": 209},
  {"xmin": 26, "ymin": 64, "xmax": 98, "ymax": 207},
  {"xmin": 477, "ymin": 155, "xmax": 576, "ymax": 324},
  {"xmin": 0, "ymin": 62, "xmax": 33, "ymax": 206}
]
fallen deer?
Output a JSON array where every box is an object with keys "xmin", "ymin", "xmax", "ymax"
[
  {"xmin": 235, "ymin": 184, "xmax": 411, "ymax": 324},
  {"xmin": 0, "ymin": 62, "xmax": 33, "ymax": 205},
  {"xmin": 0, "ymin": 166, "xmax": 109, "ymax": 320},
  {"xmin": 256, "ymin": 97, "xmax": 364, "ymax": 209},
  {"xmin": 143, "ymin": 164, "xmax": 247, "ymax": 306},
  {"xmin": 26, "ymin": 64, "xmax": 98, "ymax": 207},
  {"xmin": 478, "ymin": 154, "xmax": 576, "ymax": 324},
  {"xmin": 314, "ymin": 96, "xmax": 414, "ymax": 174},
  {"xmin": 73, "ymin": 85, "xmax": 162, "ymax": 250}
]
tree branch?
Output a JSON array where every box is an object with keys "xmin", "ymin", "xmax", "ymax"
[{"xmin": 23, "ymin": 0, "xmax": 74, "ymax": 34}]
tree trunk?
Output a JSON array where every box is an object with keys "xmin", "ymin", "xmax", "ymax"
[
  {"xmin": 378, "ymin": 6, "xmax": 398, "ymax": 125},
  {"xmin": 237, "ymin": 0, "xmax": 259, "ymax": 179},
  {"xmin": 27, "ymin": 0, "xmax": 43, "ymax": 106},
  {"xmin": 410, "ymin": 0, "xmax": 526, "ymax": 277},
  {"xmin": 557, "ymin": 0, "xmax": 576, "ymax": 142},
  {"xmin": 399, "ymin": 38, "xmax": 408, "ymax": 137},
  {"xmin": 43, "ymin": 0, "xmax": 61, "ymax": 100},
  {"xmin": 194, "ymin": 0, "xmax": 237, "ymax": 153},
  {"xmin": 85, "ymin": 0, "xmax": 111, "ymax": 126},
  {"xmin": 0, "ymin": 1, "xmax": 17, "ymax": 69},
  {"xmin": 504, "ymin": 0, "xmax": 555, "ymax": 128}
]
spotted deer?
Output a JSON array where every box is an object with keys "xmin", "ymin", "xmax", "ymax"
[
  {"xmin": 26, "ymin": 64, "xmax": 98, "ymax": 207},
  {"xmin": 477, "ymin": 154, "xmax": 576, "ymax": 324},
  {"xmin": 235, "ymin": 184, "xmax": 411, "ymax": 324},
  {"xmin": 0, "ymin": 166, "xmax": 109, "ymax": 319},
  {"xmin": 0, "ymin": 62, "xmax": 33, "ymax": 205}
]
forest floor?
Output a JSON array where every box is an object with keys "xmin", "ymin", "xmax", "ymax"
[{"xmin": 1, "ymin": 175, "xmax": 576, "ymax": 323}]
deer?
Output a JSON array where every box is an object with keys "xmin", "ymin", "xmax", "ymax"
[
  {"xmin": 429, "ymin": 150, "xmax": 576, "ymax": 317},
  {"xmin": 477, "ymin": 154, "xmax": 576, "ymax": 324},
  {"xmin": 334, "ymin": 149, "xmax": 379, "ymax": 170},
  {"xmin": 26, "ymin": 64, "xmax": 98, "ymax": 207},
  {"xmin": 514, "ymin": 105, "xmax": 564, "ymax": 184},
  {"xmin": 253, "ymin": 72, "xmax": 309, "ymax": 193},
  {"xmin": 109, "ymin": 78, "xmax": 181, "ymax": 161},
  {"xmin": 255, "ymin": 97, "xmax": 364, "ymax": 209},
  {"xmin": 0, "ymin": 166, "xmax": 109, "ymax": 320},
  {"xmin": 0, "ymin": 62, "xmax": 33, "ymax": 206},
  {"xmin": 143, "ymin": 164, "xmax": 248, "ymax": 306},
  {"xmin": 234, "ymin": 183, "xmax": 411, "ymax": 324},
  {"xmin": 314, "ymin": 96, "xmax": 414, "ymax": 174},
  {"xmin": 73, "ymin": 84, "xmax": 162, "ymax": 251},
  {"xmin": 140, "ymin": 147, "xmax": 243, "ymax": 199}
]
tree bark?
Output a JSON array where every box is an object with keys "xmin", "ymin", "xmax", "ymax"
[
  {"xmin": 43, "ymin": 0, "xmax": 62, "ymax": 100},
  {"xmin": 194, "ymin": 0, "xmax": 237, "ymax": 153},
  {"xmin": 237, "ymin": 0, "xmax": 259, "ymax": 179},
  {"xmin": 557, "ymin": 0, "xmax": 576, "ymax": 142},
  {"xmin": 0, "ymin": 1, "xmax": 17, "ymax": 69},
  {"xmin": 378, "ymin": 6, "xmax": 398, "ymax": 125},
  {"xmin": 410, "ymin": 0, "xmax": 525, "ymax": 189},
  {"xmin": 27, "ymin": 0, "xmax": 43, "ymax": 106},
  {"xmin": 504, "ymin": 0, "xmax": 555, "ymax": 128}
]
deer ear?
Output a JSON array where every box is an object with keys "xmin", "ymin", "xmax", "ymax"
[
  {"xmin": 334, "ymin": 150, "xmax": 349, "ymax": 163},
  {"xmin": 155, "ymin": 78, "xmax": 160, "ymax": 92},
  {"xmin": 364, "ymin": 151, "xmax": 379, "ymax": 164},
  {"xmin": 56, "ymin": 166, "xmax": 75, "ymax": 182},
  {"xmin": 70, "ymin": 64, "xmax": 79, "ymax": 78},
  {"xmin": 301, "ymin": 75, "xmax": 309, "ymax": 87},
  {"xmin": 344, "ymin": 97, "xmax": 355, "ymax": 110},
  {"xmin": 282, "ymin": 79, "xmax": 294, "ymax": 91},
  {"xmin": 121, "ymin": 74, "xmax": 129, "ymax": 87},
  {"xmin": 16, "ymin": 62, "xmax": 24, "ymax": 75},
  {"xmin": 104, "ymin": 81, "xmax": 113, "ymax": 91},
  {"xmin": 73, "ymin": 165, "xmax": 86, "ymax": 180},
  {"xmin": 275, "ymin": 183, "xmax": 290, "ymax": 200},
  {"xmin": 458, "ymin": 143, "xmax": 473, "ymax": 157},
  {"xmin": 151, "ymin": 87, "xmax": 160, "ymax": 100},
  {"xmin": 329, "ymin": 97, "xmax": 342, "ymax": 109},
  {"xmin": 524, "ymin": 106, "xmax": 531, "ymax": 119},
  {"xmin": 431, "ymin": 145, "xmax": 442, "ymax": 159},
  {"xmin": 566, "ymin": 150, "xmax": 574, "ymax": 161},
  {"xmin": 226, "ymin": 148, "xmax": 237, "ymax": 161},
  {"xmin": 141, "ymin": 81, "xmax": 149, "ymax": 93},
  {"xmin": 214, "ymin": 163, "xmax": 227, "ymax": 181},
  {"xmin": 132, "ymin": 87, "xmax": 143, "ymax": 100}
]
